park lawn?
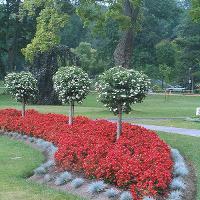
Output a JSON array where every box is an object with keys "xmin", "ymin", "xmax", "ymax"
[
  {"xmin": 0, "ymin": 92, "xmax": 200, "ymax": 119},
  {"xmin": 0, "ymin": 136, "xmax": 85, "ymax": 200},
  {"xmin": 158, "ymin": 132, "xmax": 200, "ymax": 200},
  {"xmin": 0, "ymin": 91, "xmax": 200, "ymax": 129},
  {"xmin": 132, "ymin": 119, "xmax": 200, "ymax": 129}
]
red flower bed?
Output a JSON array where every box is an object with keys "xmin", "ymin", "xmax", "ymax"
[{"xmin": 0, "ymin": 109, "xmax": 173, "ymax": 199}]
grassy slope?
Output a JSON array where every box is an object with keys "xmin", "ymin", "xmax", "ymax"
[
  {"xmin": 158, "ymin": 132, "xmax": 200, "ymax": 200},
  {"xmin": 0, "ymin": 136, "xmax": 84, "ymax": 200},
  {"xmin": 0, "ymin": 92, "xmax": 200, "ymax": 118},
  {"xmin": 0, "ymin": 92, "xmax": 200, "ymax": 128}
]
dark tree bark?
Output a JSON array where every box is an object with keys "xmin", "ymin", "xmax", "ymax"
[
  {"xmin": 29, "ymin": 45, "xmax": 79, "ymax": 105},
  {"xmin": 114, "ymin": 0, "xmax": 140, "ymax": 68}
]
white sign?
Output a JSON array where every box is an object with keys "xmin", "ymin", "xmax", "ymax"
[{"xmin": 196, "ymin": 108, "xmax": 200, "ymax": 116}]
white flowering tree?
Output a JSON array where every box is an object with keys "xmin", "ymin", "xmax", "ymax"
[
  {"xmin": 97, "ymin": 67, "xmax": 150, "ymax": 139},
  {"xmin": 5, "ymin": 72, "xmax": 38, "ymax": 117},
  {"xmin": 53, "ymin": 66, "xmax": 90, "ymax": 125}
]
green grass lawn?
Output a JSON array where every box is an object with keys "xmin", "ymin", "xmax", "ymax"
[
  {"xmin": 0, "ymin": 136, "xmax": 85, "ymax": 200},
  {"xmin": 0, "ymin": 92, "xmax": 200, "ymax": 129},
  {"xmin": 158, "ymin": 132, "xmax": 200, "ymax": 200}
]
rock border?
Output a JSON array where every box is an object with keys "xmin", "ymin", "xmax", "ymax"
[{"xmin": 0, "ymin": 131, "xmax": 196, "ymax": 200}]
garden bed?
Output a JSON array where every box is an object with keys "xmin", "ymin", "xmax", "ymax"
[{"xmin": 0, "ymin": 109, "xmax": 191, "ymax": 199}]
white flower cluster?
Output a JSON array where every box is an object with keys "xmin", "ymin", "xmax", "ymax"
[
  {"xmin": 96, "ymin": 66, "xmax": 150, "ymax": 115},
  {"xmin": 5, "ymin": 72, "xmax": 38, "ymax": 103},
  {"xmin": 53, "ymin": 66, "xmax": 91, "ymax": 104}
]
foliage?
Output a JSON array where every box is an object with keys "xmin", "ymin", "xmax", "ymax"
[
  {"xmin": 88, "ymin": 181, "xmax": 106, "ymax": 194},
  {"xmin": 34, "ymin": 166, "xmax": 47, "ymax": 175},
  {"xmin": 171, "ymin": 148, "xmax": 189, "ymax": 177},
  {"xmin": 0, "ymin": 0, "xmax": 36, "ymax": 77},
  {"xmin": 170, "ymin": 177, "xmax": 186, "ymax": 190},
  {"xmin": 167, "ymin": 190, "xmax": 183, "ymax": 200},
  {"xmin": 53, "ymin": 66, "xmax": 90, "ymax": 104},
  {"xmin": 71, "ymin": 42, "xmax": 105, "ymax": 76},
  {"xmin": 0, "ymin": 109, "xmax": 173, "ymax": 199},
  {"xmin": 55, "ymin": 171, "xmax": 72, "ymax": 186},
  {"xmin": 21, "ymin": 0, "xmax": 69, "ymax": 62},
  {"xmin": 71, "ymin": 178, "xmax": 85, "ymax": 189},
  {"xmin": 96, "ymin": 66, "xmax": 150, "ymax": 115},
  {"xmin": 120, "ymin": 191, "xmax": 133, "ymax": 200},
  {"xmin": 5, "ymin": 71, "xmax": 38, "ymax": 104},
  {"xmin": 190, "ymin": 0, "xmax": 200, "ymax": 22},
  {"xmin": 105, "ymin": 188, "xmax": 119, "ymax": 198}
]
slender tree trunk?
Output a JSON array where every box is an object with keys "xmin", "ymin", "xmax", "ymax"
[
  {"xmin": 113, "ymin": 0, "xmax": 140, "ymax": 68},
  {"xmin": 69, "ymin": 101, "xmax": 74, "ymax": 125},
  {"xmin": 116, "ymin": 104, "xmax": 122, "ymax": 140},
  {"xmin": 22, "ymin": 100, "xmax": 25, "ymax": 117}
]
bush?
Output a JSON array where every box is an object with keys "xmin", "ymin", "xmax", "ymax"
[
  {"xmin": 71, "ymin": 178, "xmax": 84, "ymax": 188},
  {"xmin": 120, "ymin": 191, "xmax": 133, "ymax": 200},
  {"xmin": 5, "ymin": 72, "xmax": 38, "ymax": 117},
  {"xmin": 105, "ymin": 188, "xmax": 119, "ymax": 198},
  {"xmin": 53, "ymin": 66, "xmax": 90, "ymax": 125},
  {"xmin": 167, "ymin": 190, "xmax": 183, "ymax": 200},
  {"xmin": 34, "ymin": 166, "xmax": 47, "ymax": 175},
  {"xmin": 55, "ymin": 171, "xmax": 72, "ymax": 186},
  {"xmin": 170, "ymin": 177, "xmax": 186, "ymax": 190},
  {"xmin": 88, "ymin": 181, "xmax": 106, "ymax": 194},
  {"xmin": 96, "ymin": 66, "xmax": 150, "ymax": 139}
]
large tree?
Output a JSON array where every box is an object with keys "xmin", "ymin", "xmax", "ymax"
[
  {"xmin": 76, "ymin": 0, "xmax": 143, "ymax": 68},
  {"xmin": 0, "ymin": 0, "xmax": 36, "ymax": 79},
  {"xmin": 190, "ymin": 0, "xmax": 200, "ymax": 22}
]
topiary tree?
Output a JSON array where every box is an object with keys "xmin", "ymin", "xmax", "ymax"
[
  {"xmin": 5, "ymin": 71, "xmax": 38, "ymax": 117},
  {"xmin": 53, "ymin": 66, "xmax": 91, "ymax": 125},
  {"xmin": 96, "ymin": 66, "xmax": 150, "ymax": 139}
]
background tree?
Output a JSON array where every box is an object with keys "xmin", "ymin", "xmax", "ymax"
[
  {"xmin": 53, "ymin": 66, "xmax": 90, "ymax": 125},
  {"xmin": 190, "ymin": 0, "xmax": 200, "ymax": 22},
  {"xmin": 76, "ymin": 0, "xmax": 143, "ymax": 68},
  {"xmin": 5, "ymin": 71, "xmax": 38, "ymax": 117},
  {"xmin": 97, "ymin": 66, "xmax": 150, "ymax": 139},
  {"xmin": 71, "ymin": 42, "xmax": 106, "ymax": 77},
  {"xmin": 30, "ymin": 45, "xmax": 78, "ymax": 104},
  {"xmin": 0, "ymin": 0, "xmax": 36, "ymax": 78}
]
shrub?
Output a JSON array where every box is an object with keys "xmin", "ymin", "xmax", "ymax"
[
  {"xmin": 173, "ymin": 162, "xmax": 189, "ymax": 177},
  {"xmin": 167, "ymin": 190, "xmax": 183, "ymax": 200},
  {"xmin": 170, "ymin": 177, "xmax": 186, "ymax": 190},
  {"xmin": 53, "ymin": 66, "xmax": 90, "ymax": 125},
  {"xmin": 42, "ymin": 160, "xmax": 55, "ymax": 169},
  {"xmin": 43, "ymin": 174, "xmax": 52, "ymax": 182},
  {"xmin": 105, "ymin": 188, "xmax": 119, "ymax": 198},
  {"xmin": 120, "ymin": 191, "xmax": 133, "ymax": 200},
  {"xmin": 55, "ymin": 171, "xmax": 72, "ymax": 186},
  {"xmin": 34, "ymin": 166, "xmax": 47, "ymax": 175},
  {"xmin": 71, "ymin": 178, "xmax": 84, "ymax": 188},
  {"xmin": 88, "ymin": 181, "xmax": 106, "ymax": 194},
  {"xmin": 143, "ymin": 197, "xmax": 156, "ymax": 200},
  {"xmin": 5, "ymin": 72, "xmax": 38, "ymax": 117},
  {"xmin": 97, "ymin": 66, "xmax": 150, "ymax": 139}
]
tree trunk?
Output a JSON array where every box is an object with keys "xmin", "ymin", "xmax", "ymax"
[
  {"xmin": 69, "ymin": 101, "xmax": 74, "ymax": 125},
  {"xmin": 22, "ymin": 100, "xmax": 25, "ymax": 117},
  {"xmin": 113, "ymin": 0, "xmax": 140, "ymax": 68},
  {"xmin": 116, "ymin": 104, "xmax": 122, "ymax": 140}
]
